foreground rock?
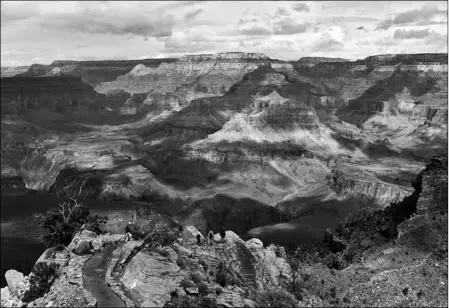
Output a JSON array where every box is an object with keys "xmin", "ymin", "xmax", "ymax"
[{"xmin": 1, "ymin": 232, "xmax": 125, "ymax": 307}]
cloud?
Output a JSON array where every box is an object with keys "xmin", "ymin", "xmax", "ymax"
[
  {"xmin": 393, "ymin": 28, "xmax": 432, "ymax": 39},
  {"xmin": 273, "ymin": 20, "xmax": 309, "ymax": 35},
  {"xmin": 240, "ymin": 25, "xmax": 272, "ymax": 36},
  {"xmin": 357, "ymin": 26, "xmax": 364, "ymax": 30},
  {"xmin": 0, "ymin": 2, "xmax": 39, "ymax": 24},
  {"xmin": 185, "ymin": 9, "xmax": 204, "ymax": 21},
  {"xmin": 293, "ymin": 3, "xmax": 310, "ymax": 13},
  {"xmin": 38, "ymin": 6, "xmax": 176, "ymax": 38},
  {"xmin": 377, "ymin": 5, "xmax": 447, "ymax": 30},
  {"xmin": 313, "ymin": 37, "xmax": 343, "ymax": 52}
]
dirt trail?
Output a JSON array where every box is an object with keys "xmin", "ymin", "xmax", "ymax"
[{"xmin": 83, "ymin": 244, "xmax": 126, "ymax": 307}]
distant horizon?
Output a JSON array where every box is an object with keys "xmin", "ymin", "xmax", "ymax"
[
  {"xmin": 1, "ymin": 51, "xmax": 448, "ymax": 68},
  {"xmin": 1, "ymin": 1, "xmax": 447, "ymax": 67}
]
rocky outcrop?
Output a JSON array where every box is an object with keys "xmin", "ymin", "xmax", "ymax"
[
  {"xmin": 414, "ymin": 154, "xmax": 448, "ymax": 214},
  {"xmin": 329, "ymin": 168, "xmax": 413, "ymax": 207},
  {"xmin": 17, "ymin": 58, "xmax": 177, "ymax": 86}
]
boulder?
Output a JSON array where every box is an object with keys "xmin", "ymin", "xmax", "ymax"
[
  {"xmin": 81, "ymin": 230, "xmax": 97, "ymax": 238},
  {"xmin": 246, "ymin": 238, "xmax": 263, "ymax": 249},
  {"xmin": 73, "ymin": 241, "xmax": 91, "ymax": 255},
  {"xmin": 120, "ymin": 251, "xmax": 183, "ymax": 306},
  {"xmin": 172, "ymin": 243, "xmax": 193, "ymax": 257},
  {"xmin": 181, "ymin": 226, "xmax": 204, "ymax": 245},
  {"xmin": 243, "ymin": 299, "xmax": 257, "ymax": 307},
  {"xmin": 5, "ymin": 270, "xmax": 27, "ymax": 298},
  {"xmin": 1, "ymin": 287, "xmax": 13, "ymax": 307}
]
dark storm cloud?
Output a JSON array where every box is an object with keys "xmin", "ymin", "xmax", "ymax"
[
  {"xmin": 293, "ymin": 3, "xmax": 310, "ymax": 13},
  {"xmin": 274, "ymin": 19, "xmax": 310, "ymax": 35},
  {"xmin": 393, "ymin": 28, "xmax": 432, "ymax": 39},
  {"xmin": 377, "ymin": 5, "xmax": 447, "ymax": 30},
  {"xmin": 185, "ymin": 9, "xmax": 205, "ymax": 21},
  {"xmin": 240, "ymin": 26, "xmax": 272, "ymax": 36},
  {"xmin": 39, "ymin": 7, "xmax": 176, "ymax": 38}
]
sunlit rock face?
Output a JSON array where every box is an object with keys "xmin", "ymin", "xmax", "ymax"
[
  {"xmin": 329, "ymin": 168, "xmax": 414, "ymax": 207},
  {"xmin": 94, "ymin": 53, "xmax": 297, "ymax": 103}
]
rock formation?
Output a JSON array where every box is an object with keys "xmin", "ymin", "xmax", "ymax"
[{"xmin": 15, "ymin": 58, "xmax": 177, "ymax": 86}]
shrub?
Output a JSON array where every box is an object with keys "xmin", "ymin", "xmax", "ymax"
[
  {"xmin": 22, "ymin": 262, "xmax": 60, "ymax": 303},
  {"xmin": 252, "ymin": 287, "xmax": 298, "ymax": 308},
  {"xmin": 197, "ymin": 282, "xmax": 210, "ymax": 296},
  {"xmin": 199, "ymin": 296, "xmax": 217, "ymax": 307},
  {"xmin": 215, "ymin": 286, "xmax": 223, "ymax": 295},
  {"xmin": 163, "ymin": 295, "xmax": 199, "ymax": 308},
  {"xmin": 177, "ymin": 257, "xmax": 186, "ymax": 269},
  {"xmin": 191, "ymin": 271, "xmax": 204, "ymax": 284},
  {"xmin": 180, "ymin": 279, "xmax": 195, "ymax": 289},
  {"xmin": 54, "ymin": 244, "xmax": 66, "ymax": 251},
  {"xmin": 216, "ymin": 268, "xmax": 227, "ymax": 287},
  {"xmin": 36, "ymin": 199, "xmax": 105, "ymax": 248},
  {"xmin": 402, "ymin": 287, "xmax": 409, "ymax": 296},
  {"xmin": 199, "ymin": 259, "xmax": 209, "ymax": 272},
  {"xmin": 125, "ymin": 223, "xmax": 145, "ymax": 240},
  {"xmin": 85, "ymin": 214, "xmax": 109, "ymax": 235},
  {"xmin": 160, "ymin": 249, "xmax": 170, "ymax": 258}
]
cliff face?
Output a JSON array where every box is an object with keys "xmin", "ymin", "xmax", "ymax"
[
  {"xmin": 16, "ymin": 58, "xmax": 177, "ymax": 86},
  {"xmin": 329, "ymin": 168, "xmax": 413, "ymax": 207},
  {"xmin": 94, "ymin": 53, "xmax": 297, "ymax": 101}
]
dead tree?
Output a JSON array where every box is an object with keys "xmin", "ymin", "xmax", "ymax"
[{"xmin": 58, "ymin": 197, "xmax": 81, "ymax": 223}]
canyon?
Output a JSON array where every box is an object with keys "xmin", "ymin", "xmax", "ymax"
[
  {"xmin": 1, "ymin": 52, "xmax": 446, "ymax": 225},
  {"xmin": 1, "ymin": 154, "xmax": 447, "ymax": 307},
  {"xmin": 1, "ymin": 52, "xmax": 447, "ymax": 305}
]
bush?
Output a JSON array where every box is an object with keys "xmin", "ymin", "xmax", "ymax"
[
  {"xmin": 163, "ymin": 295, "xmax": 199, "ymax": 308},
  {"xmin": 197, "ymin": 282, "xmax": 210, "ymax": 296},
  {"xmin": 191, "ymin": 271, "xmax": 204, "ymax": 284},
  {"xmin": 253, "ymin": 287, "xmax": 298, "ymax": 308},
  {"xmin": 176, "ymin": 257, "xmax": 187, "ymax": 269},
  {"xmin": 85, "ymin": 214, "xmax": 109, "ymax": 235},
  {"xmin": 180, "ymin": 279, "xmax": 195, "ymax": 289},
  {"xmin": 125, "ymin": 223, "xmax": 145, "ymax": 240},
  {"xmin": 198, "ymin": 296, "xmax": 217, "ymax": 307},
  {"xmin": 22, "ymin": 262, "xmax": 60, "ymax": 303},
  {"xmin": 215, "ymin": 286, "xmax": 223, "ymax": 295},
  {"xmin": 199, "ymin": 259, "xmax": 209, "ymax": 272},
  {"xmin": 37, "ymin": 199, "xmax": 100, "ymax": 247},
  {"xmin": 216, "ymin": 269, "xmax": 227, "ymax": 287},
  {"xmin": 160, "ymin": 249, "xmax": 170, "ymax": 258}
]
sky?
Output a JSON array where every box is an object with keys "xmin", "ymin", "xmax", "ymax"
[{"xmin": 1, "ymin": 1, "xmax": 448, "ymax": 66}]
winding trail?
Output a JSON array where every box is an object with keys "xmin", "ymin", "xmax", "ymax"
[{"xmin": 83, "ymin": 244, "xmax": 126, "ymax": 307}]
